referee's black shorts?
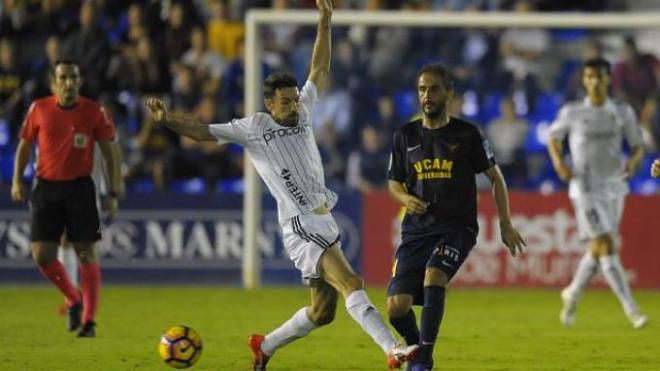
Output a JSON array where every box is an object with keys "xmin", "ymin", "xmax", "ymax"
[{"xmin": 30, "ymin": 176, "xmax": 101, "ymax": 243}]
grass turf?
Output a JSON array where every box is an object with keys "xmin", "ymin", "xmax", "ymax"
[{"xmin": 2, "ymin": 286, "xmax": 659, "ymax": 370}]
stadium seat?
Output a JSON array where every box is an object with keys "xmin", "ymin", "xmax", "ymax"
[
  {"xmin": 523, "ymin": 119, "xmax": 552, "ymax": 154},
  {"xmin": 479, "ymin": 91, "xmax": 505, "ymax": 124},
  {"xmin": 128, "ymin": 178, "xmax": 156, "ymax": 193},
  {"xmin": 0, "ymin": 119, "xmax": 10, "ymax": 149},
  {"xmin": 228, "ymin": 143, "xmax": 244, "ymax": 155},
  {"xmin": 0, "ymin": 148, "xmax": 13, "ymax": 182},
  {"xmin": 529, "ymin": 92, "xmax": 563, "ymax": 123},
  {"xmin": 536, "ymin": 178, "xmax": 564, "ymax": 195},
  {"xmin": 550, "ymin": 29, "xmax": 587, "ymax": 42},
  {"xmin": 216, "ymin": 178, "xmax": 244, "ymax": 194},
  {"xmin": 393, "ymin": 89, "xmax": 417, "ymax": 121},
  {"xmin": 171, "ymin": 178, "xmax": 207, "ymax": 194},
  {"xmin": 630, "ymin": 177, "xmax": 659, "ymax": 195},
  {"xmin": 555, "ymin": 59, "xmax": 580, "ymax": 92},
  {"xmin": 629, "ymin": 156, "xmax": 658, "ymax": 194},
  {"xmin": 523, "ymin": 92, "xmax": 562, "ymax": 155},
  {"xmin": 525, "ymin": 153, "xmax": 564, "ymax": 191},
  {"xmin": 462, "ymin": 90, "xmax": 480, "ymax": 122}
]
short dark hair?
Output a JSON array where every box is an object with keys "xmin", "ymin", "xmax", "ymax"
[
  {"xmin": 582, "ymin": 57, "xmax": 611, "ymax": 75},
  {"xmin": 416, "ymin": 63, "xmax": 453, "ymax": 92},
  {"xmin": 50, "ymin": 59, "xmax": 80, "ymax": 78},
  {"xmin": 263, "ymin": 72, "xmax": 298, "ymax": 99}
]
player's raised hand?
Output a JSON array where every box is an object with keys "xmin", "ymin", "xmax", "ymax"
[
  {"xmin": 404, "ymin": 194, "xmax": 429, "ymax": 215},
  {"xmin": 145, "ymin": 97, "xmax": 168, "ymax": 123},
  {"xmin": 500, "ymin": 221, "xmax": 526, "ymax": 257},
  {"xmin": 10, "ymin": 180, "xmax": 26, "ymax": 202},
  {"xmin": 316, "ymin": 0, "xmax": 333, "ymax": 16},
  {"xmin": 651, "ymin": 158, "xmax": 660, "ymax": 178}
]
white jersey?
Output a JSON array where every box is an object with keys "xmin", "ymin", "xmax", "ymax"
[
  {"xmin": 549, "ymin": 98, "xmax": 642, "ymax": 199},
  {"xmin": 209, "ymin": 80, "xmax": 338, "ymax": 222}
]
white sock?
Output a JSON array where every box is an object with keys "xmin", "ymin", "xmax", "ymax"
[
  {"xmin": 345, "ymin": 290, "xmax": 397, "ymax": 354},
  {"xmin": 58, "ymin": 246, "xmax": 79, "ymax": 287},
  {"xmin": 261, "ymin": 307, "xmax": 318, "ymax": 356},
  {"xmin": 566, "ymin": 251, "xmax": 599, "ymax": 299},
  {"xmin": 600, "ymin": 255, "xmax": 639, "ymax": 315}
]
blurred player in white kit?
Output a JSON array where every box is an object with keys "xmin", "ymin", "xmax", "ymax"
[{"xmin": 548, "ymin": 57, "xmax": 648, "ymax": 329}]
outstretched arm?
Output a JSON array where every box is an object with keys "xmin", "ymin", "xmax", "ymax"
[
  {"xmin": 483, "ymin": 165, "xmax": 527, "ymax": 257},
  {"xmin": 307, "ymin": 0, "xmax": 333, "ymax": 91},
  {"xmin": 144, "ymin": 98, "xmax": 216, "ymax": 142}
]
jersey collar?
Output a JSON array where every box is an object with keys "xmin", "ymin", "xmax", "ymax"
[{"xmin": 583, "ymin": 97, "xmax": 615, "ymax": 111}]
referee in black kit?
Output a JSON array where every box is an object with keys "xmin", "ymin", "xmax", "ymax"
[{"xmin": 385, "ymin": 64, "xmax": 527, "ymax": 371}]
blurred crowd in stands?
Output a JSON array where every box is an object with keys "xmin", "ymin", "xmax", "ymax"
[{"xmin": 1, "ymin": 0, "xmax": 659, "ymax": 195}]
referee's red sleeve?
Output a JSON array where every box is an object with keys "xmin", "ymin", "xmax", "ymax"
[
  {"xmin": 95, "ymin": 106, "xmax": 116, "ymax": 141},
  {"xmin": 19, "ymin": 103, "xmax": 38, "ymax": 142}
]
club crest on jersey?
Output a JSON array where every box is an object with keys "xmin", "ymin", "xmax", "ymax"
[
  {"xmin": 280, "ymin": 168, "xmax": 308, "ymax": 206},
  {"xmin": 443, "ymin": 142, "xmax": 460, "ymax": 153},
  {"xmin": 263, "ymin": 125, "xmax": 307, "ymax": 145},
  {"xmin": 73, "ymin": 133, "xmax": 88, "ymax": 148}
]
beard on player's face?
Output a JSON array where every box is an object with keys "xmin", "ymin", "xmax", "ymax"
[
  {"xmin": 268, "ymin": 87, "xmax": 300, "ymax": 126},
  {"xmin": 282, "ymin": 112, "xmax": 298, "ymax": 125},
  {"xmin": 422, "ymin": 100, "xmax": 446, "ymax": 118},
  {"xmin": 271, "ymin": 109, "xmax": 298, "ymax": 126}
]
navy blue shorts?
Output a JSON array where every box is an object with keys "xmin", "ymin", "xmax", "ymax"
[{"xmin": 387, "ymin": 229, "xmax": 475, "ymax": 305}]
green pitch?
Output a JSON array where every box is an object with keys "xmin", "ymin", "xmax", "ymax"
[{"xmin": 3, "ymin": 286, "xmax": 659, "ymax": 370}]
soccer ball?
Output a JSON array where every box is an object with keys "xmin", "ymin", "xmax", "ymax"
[{"xmin": 158, "ymin": 325, "xmax": 203, "ymax": 369}]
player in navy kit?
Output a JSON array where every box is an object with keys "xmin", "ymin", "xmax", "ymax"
[{"xmin": 386, "ymin": 64, "xmax": 527, "ymax": 371}]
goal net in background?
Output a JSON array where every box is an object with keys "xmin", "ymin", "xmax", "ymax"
[{"xmin": 241, "ymin": 10, "xmax": 660, "ymax": 288}]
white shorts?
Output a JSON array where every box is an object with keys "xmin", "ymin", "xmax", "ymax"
[
  {"xmin": 571, "ymin": 193, "xmax": 625, "ymax": 241},
  {"xmin": 281, "ymin": 212, "xmax": 341, "ymax": 282}
]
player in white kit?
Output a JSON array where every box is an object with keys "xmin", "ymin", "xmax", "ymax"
[
  {"xmin": 145, "ymin": 1, "xmax": 418, "ymax": 370},
  {"xmin": 548, "ymin": 57, "xmax": 648, "ymax": 329}
]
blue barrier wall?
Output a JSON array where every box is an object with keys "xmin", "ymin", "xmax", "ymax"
[{"xmin": 0, "ymin": 191, "xmax": 362, "ymax": 284}]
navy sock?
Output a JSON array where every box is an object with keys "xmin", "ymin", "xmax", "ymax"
[
  {"xmin": 389, "ymin": 309, "xmax": 420, "ymax": 346},
  {"xmin": 419, "ymin": 286, "xmax": 446, "ymax": 367}
]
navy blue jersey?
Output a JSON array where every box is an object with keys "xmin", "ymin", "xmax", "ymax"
[{"xmin": 388, "ymin": 118, "xmax": 496, "ymax": 240}]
